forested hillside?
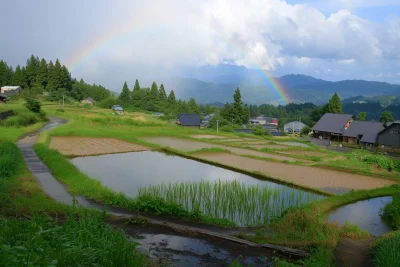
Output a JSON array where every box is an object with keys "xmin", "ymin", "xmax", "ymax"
[{"xmin": 0, "ymin": 55, "xmax": 110, "ymax": 102}]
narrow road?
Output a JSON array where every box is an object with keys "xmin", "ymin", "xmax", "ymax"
[{"xmin": 16, "ymin": 117, "xmax": 309, "ymax": 266}]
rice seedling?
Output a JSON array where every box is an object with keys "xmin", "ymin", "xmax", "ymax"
[{"xmin": 138, "ymin": 180, "xmax": 323, "ymax": 226}]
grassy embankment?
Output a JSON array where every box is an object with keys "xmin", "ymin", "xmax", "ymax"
[
  {"xmin": 0, "ymin": 103, "xmax": 154, "ymax": 266},
  {"xmin": 372, "ymin": 193, "xmax": 400, "ymax": 267}
]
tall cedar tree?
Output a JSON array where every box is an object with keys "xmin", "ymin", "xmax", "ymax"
[
  {"xmin": 150, "ymin": 82, "xmax": 159, "ymax": 100},
  {"xmin": 119, "ymin": 82, "xmax": 131, "ymax": 103},
  {"xmin": 133, "ymin": 79, "xmax": 140, "ymax": 92},
  {"xmin": 326, "ymin": 92, "xmax": 342, "ymax": 114},
  {"xmin": 37, "ymin": 58, "xmax": 48, "ymax": 89},
  {"xmin": 0, "ymin": 60, "xmax": 12, "ymax": 86},
  {"xmin": 13, "ymin": 65, "xmax": 26, "ymax": 87},
  {"xmin": 159, "ymin": 84, "xmax": 167, "ymax": 102},
  {"xmin": 232, "ymin": 87, "xmax": 247, "ymax": 124},
  {"xmin": 168, "ymin": 90, "xmax": 176, "ymax": 105},
  {"xmin": 380, "ymin": 111, "xmax": 395, "ymax": 123},
  {"xmin": 25, "ymin": 55, "xmax": 40, "ymax": 88},
  {"xmin": 188, "ymin": 98, "xmax": 199, "ymax": 114}
]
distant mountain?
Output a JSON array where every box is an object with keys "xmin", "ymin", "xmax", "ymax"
[
  {"xmin": 342, "ymin": 95, "xmax": 400, "ymax": 121},
  {"xmin": 169, "ymin": 64, "xmax": 400, "ymax": 105}
]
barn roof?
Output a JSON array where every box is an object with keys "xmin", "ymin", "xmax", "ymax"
[
  {"xmin": 1, "ymin": 86, "xmax": 21, "ymax": 90},
  {"xmin": 312, "ymin": 113, "xmax": 354, "ymax": 134},
  {"xmin": 178, "ymin": 114, "xmax": 201, "ymax": 126},
  {"xmin": 343, "ymin": 121, "xmax": 383, "ymax": 139}
]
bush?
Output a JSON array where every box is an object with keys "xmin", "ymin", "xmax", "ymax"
[
  {"xmin": 98, "ymin": 97, "xmax": 120, "ymax": 109},
  {"xmin": 2, "ymin": 112, "xmax": 39, "ymax": 127},
  {"xmin": 351, "ymin": 150, "xmax": 396, "ymax": 172},
  {"xmin": 25, "ymin": 97, "xmax": 41, "ymax": 113},
  {"xmin": 373, "ymin": 232, "xmax": 400, "ymax": 267},
  {"xmin": 220, "ymin": 125, "xmax": 234, "ymax": 133},
  {"xmin": 83, "ymin": 103, "xmax": 93, "ymax": 109},
  {"xmin": 0, "ymin": 142, "xmax": 22, "ymax": 179},
  {"xmin": 380, "ymin": 193, "xmax": 400, "ymax": 229},
  {"xmin": 301, "ymin": 126, "xmax": 311, "ymax": 136},
  {"xmin": 251, "ymin": 126, "xmax": 271, "ymax": 136}
]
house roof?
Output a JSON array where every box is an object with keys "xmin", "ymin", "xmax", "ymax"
[
  {"xmin": 343, "ymin": 121, "xmax": 383, "ymax": 139},
  {"xmin": 178, "ymin": 114, "xmax": 201, "ymax": 126},
  {"xmin": 271, "ymin": 131, "xmax": 284, "ymax": 136},
  {"xmin": 113, "ymin": 106, "xmax": 124, "ymax": 111},
  {"xmin": 1, "ymin": 86, "xmax": 21, "ymax": 90},
  {"xmin": 378, "ymin": 122, "xmax": 400, "ymax": 135},
  {"xmin": 83, "ymin": 97, "xmax": 96, "ymax": 102},
  {"xmin": 312, "ymin": 113, "xmax": 354, "ymax": 134}
]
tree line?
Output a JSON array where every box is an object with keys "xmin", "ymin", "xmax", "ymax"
[{"xmin": 0, "ymin": 55, "xmax": 110, "ymax": 102}]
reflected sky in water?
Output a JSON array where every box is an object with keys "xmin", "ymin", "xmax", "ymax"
[
  {"xmin": 71, "ymin": 151, "xmax": 288, "ymax": 197},
  {"xmin": 328, "ymin": 196, "xmax": 393, "ymax": 236}
]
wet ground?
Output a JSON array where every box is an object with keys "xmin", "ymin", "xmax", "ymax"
[
  {"xmin": 142, "ymin": 137, "xmax": 301, "ymax": 162},
  {"xmin": 193, "ymin": 153, "xmax": 395, "ymax": 195},
  {"xmin": 50, "ymin": 136, "xmax": 149, "ymax": 156},
  {"xmin": 328, "ymin": 197, "xmax": 393, "ymax": 236}
]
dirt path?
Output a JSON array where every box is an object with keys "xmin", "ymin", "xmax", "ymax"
[
  {"xmin": 194, "ymin": 153, "xmax": 395, "ymax": 194},
  {"xmin": 143, "ymin": 136, "xmax": 303, "ymax": 162},
  {"xmin": 334, "ymin": 238, "xmax": 375, "ymax": 267},
  {"xmin": 49, "ymin": 136, "xmax": 149, "ymax": 156}
]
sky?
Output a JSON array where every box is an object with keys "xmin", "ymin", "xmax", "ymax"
[{"xmin": 1, "ymin": 0, "xmax": 400, "ymax": 91}]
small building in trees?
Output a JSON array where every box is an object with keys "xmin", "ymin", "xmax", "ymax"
[
  {"xmin": 81, "ymin": 97, "xmax": 96, "ymax": 105},
  {"xmin": 112, "ymin": 105, "xmax": 124, "ymax": 115},
  {"xmin": 312, "ymin": 113, "xmax": 354, "ymax": 141},
  {"xmin": 0, "ymin": 93, "xmax": 7, "ymax": 104},
  {"xmin": 177, "ymin": 114, "xmax": 201, "ymax": 129},
  {"xmin": 343, "ymin": 121, "xmax": 384, "ymax": 145},
  {"xmin": 377, "ymin": 122, "xmax": 400, "ymax": 149},
  {"xmin": 1, "ymin": 86, "xmax": 22, "ymax": 96},
  {"xmin": 284, "ymin": 121, "xmax": 307, "ymax": 133}
]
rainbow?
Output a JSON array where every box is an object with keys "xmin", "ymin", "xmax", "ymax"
[{"xmin": 64, "ymin": 20, "xmax": 290, "ymax": 104}]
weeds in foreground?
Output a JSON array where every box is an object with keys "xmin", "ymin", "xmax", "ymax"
[
  {"xmin": 0, "ymin": 212, "xmax": 151, "ymax": 267},
  {"xmin": 380, "ymin": 193, "xmax": 400, "ymax": 229},
  {"xmin": 373, "ymin": 231, "xmax": 400, "ymax": 267},
  {"xmin": 0, "ymin": 142, "xmax": 22, "ymax": 179}
]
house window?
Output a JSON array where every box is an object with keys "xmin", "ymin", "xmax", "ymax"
[{"xmin": 390, "ymin": 130, "xmax": 399, "ymax": 134}]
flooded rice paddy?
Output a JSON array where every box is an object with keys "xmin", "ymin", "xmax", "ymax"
[
  {"xmin": 71, "ymin": 151, "xmax": 323, "ymax": 225},
  {"xmin": 328, "ymin": 197, "xmax": 393, "ymax": 236}
]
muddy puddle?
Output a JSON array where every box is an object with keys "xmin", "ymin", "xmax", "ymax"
[
  {"xmin": 132, "ymin": 232, "xmax": 274, "ymax": 266},
  {"xmin": 328, "ymin": 197, "xmax": 393, "ymax": 236}
]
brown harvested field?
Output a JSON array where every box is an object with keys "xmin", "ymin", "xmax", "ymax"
[
  {"xmin": 143, "ymin": 137, "xmax": 302, "ymax": 162},
  {"xmin": 50, "ymin": 136, "xmax": 150, "ymax": 156},
  {"xmin": 193, "ymin": 153, "xmax": 395, "ymax": 194},
  {"xmin": 191, "ymin": 135, "xmax": 226, "ymax": 139}
]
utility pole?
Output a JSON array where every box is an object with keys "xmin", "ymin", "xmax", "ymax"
[{"xmin": 217, "ymin": 120, "xmax": 219, "ymax": 133}]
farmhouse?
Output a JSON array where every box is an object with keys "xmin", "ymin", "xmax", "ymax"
[
  {"xmin": 177, "ymin": 114, "xmax": 201, "ymax": 129},
  {"xmin": 1, "ymin": 86, "xmax": 21, "ymax": 95},
  {"xmin": 112, "ymin": 105, "xmax": 124, "ymax": 115},
  {"xmin": 284, "ymin": 121, "xmax": 307, "ymax": 133},
  {"xmin": 377, "ymin": 122, "xmax": 400, "ymax": 149},
  {"xmin": 343, "ymin": 121, "xmax": 384, "ymax": 145},
  {"xmin": 312, "ymin": 113, "xmax": 354, "ymax": 141},
  {"xmin": 250, "ymin": 116, "xmax": 278, "ymax": 125},
  {"xmin": 81, "ymin": 97, "xmax": 96, "ymax": 105},
  {"xmin": 0, "ymin": 93, "xmax": 7, "ymax": 104}
]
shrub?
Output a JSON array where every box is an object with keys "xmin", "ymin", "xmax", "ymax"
[
  {"xmin": 380, "ymin": 193, "xmax": 400, "ymax": 229},
  {"xmin": 251, "ymin": 126, "xmax": 271, "ymax": 136},
  {"xmin": 2, "ymin": 112, "xmax": 38, "ymax": 127},
  {"xmin": 25, "ymin": 97, "xmax": 41, "ymax": 113},
  {"xmin": 301, "ymin": 126, "xmax": 311, "ymax": 136},
  {"xmin": 221, "ymin": 125, "xmax": 234, "ymax": 133},
  {"xmin": 0, "ymin": 142, "xmax": 22, "ymax": 179},
  {"xmin": 373, "ymin": 232, "xmax": 400, "ymax": 267},
  {"xmin": 83, "ymin": 103, "xmax": 93, "ymax": 109},
  {"xmin": 98, "ymin": 97, "xmax": 120, "ymax": 109}
]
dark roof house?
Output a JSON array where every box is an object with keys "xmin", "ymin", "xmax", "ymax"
[
  {"xmin": 343, "ymin": 121, "xmax": 384, "ymax": 144},
  {"xmin": 377, "ymin": 122, "xmax": 400, "ymax": 149},
  {"xmin": 312, "ymin": 113, "xmax": 354, "ymax": 134},
  {"xmin": 177, "ymin": 114, "xmax": 201, "ymax": 127}
]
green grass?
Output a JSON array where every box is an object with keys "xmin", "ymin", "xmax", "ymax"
[
  {"xmin": 373, "ymin": 231, "xmax": 400, "ymax": 267},
  {"xmin": 380, "ymin": 193, "xmax": 400, "ymax": 229},
  {"xmin": 138, "ymin": 180, "xmax": 323, "ymax": 226},
  {"xmin": 0, "ymin": 212, "xmax": 151, "ymax": 267},
  {"xmin": 186, "ymin": 147, "xmax": 231, "ymax": 154},
  {"xmin": 0, "ymin": 142, "xmax": 22, "ymax": 179}
]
